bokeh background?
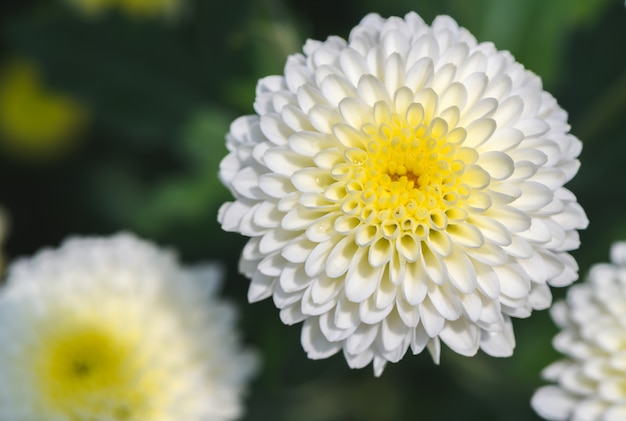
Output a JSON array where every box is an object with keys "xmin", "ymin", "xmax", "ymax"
[{"xmin": 1, "ymin": 0, "xmax": 625, "ymax": 419}]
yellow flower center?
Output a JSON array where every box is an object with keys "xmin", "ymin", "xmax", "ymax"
[
  {"xmin": 332, "ymin": 100, "xmax": 482, "ymax": 241},
  {"xmin": 34, "ymin": 319, "xmax": 157, "ymax": 419}
]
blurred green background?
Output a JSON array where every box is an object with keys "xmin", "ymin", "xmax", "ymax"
[{"xmin": 1, "ymin": 0, "xmax": 625, "ymax": 419}]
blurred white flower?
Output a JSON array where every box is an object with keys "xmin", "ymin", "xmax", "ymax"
[
  {"xmin": 0, "ymin": 233, "xmax": 257, "ymax": 421},
  {"xmin": 219, "ymin": 12, "xmax": 587, "ymax": 375},
  {"xmin": 532, "ymin": 242, "xmax": 626, "ymax": 421},
  {"xmin": 0, "ymin": 207, "xmax": 7, "ymax": 274}
]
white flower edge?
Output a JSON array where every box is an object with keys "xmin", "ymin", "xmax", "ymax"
[
  {"xmin": 532, "ymin": 243, "xmax": 626, "ymax": 421},
  {"xmin": 0, "ymin": 207, "xmax": 7, "ymax": 274}
]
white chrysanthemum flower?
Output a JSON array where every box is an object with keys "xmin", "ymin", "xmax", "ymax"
[
  {"xmin": 532, "ymin": 243, "xmax": 626, "ymax": 421},
  {"xmin": 218, "ymin": 12, "xmax": 587, "ymax": 376},
  {"xmin": 0, "ymin": 233, "xmax": 257, "ymax": 421}
]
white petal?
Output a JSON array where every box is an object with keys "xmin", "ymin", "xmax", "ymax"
[
  {"xmin": 257, "ymin": 252, "xmax": 285, "ymax": 276},
  {"xmin": 439, "ymin": 318, "xmax": 480, "ymax": 356},
  {"xmin": 305, "ymin": 214, "xmax": 339, "ymax": 243},
  {"xmin": 375, "ymin": 270, "xmax": 397, "ymax": 309},
  {"xmin": 281, "ymin": 103, "xmax": 312, "ymax": 131},
  {"xmin": 345, "ymin": 323, "xmax": 379, "ymax": 355},
  {"xmin": 343, "ymin": 347, "xmax": 375, "ymax": 369},
  {"xmin": 426, "ymin": 231, "xmax": 453, "ymax": 257},
  {"xmin": 273, "ymin": 282, "xmax": 302, "ymax": 308},
  {"xmin": 301, "ymin": 318, "xmax": 342, "ymax": 359},
  {"xmin": 359, "ymin": 294, "xmax": 394, "ymax": 324},
  {"xmin": 282, "ymin": 237, "xmax": 315, "ymax": 263},
  {"xmin": 397, "ymin": 234, "xmax": 421, "ymax": 262},
  {"xmin": 483, "ymin": 205, "xmax": 531, "ymax": 233},
  {"xmin": 284, "ymin": 60, "xmax": 313, "ymax": 93},
  {"xmin": 288, "ymin": 131, "xmax": 335, "ymax": 157},
  {"xmin": 572, "ymin": 401, "xmax": 609, "ymax": 421},
  {"xmin": 487, "ymin": 127, "xmax": 524, "ymax": 151},
  {"xmin": 357, "ymin": 74, "xmax": 392, "ymax": 106},
  {"xmin": 248, "ymin": 271, "xmax": 275, "ymax": 302},
  {"xmin": 320, "ymin": 73, "xmax": 358, "ymax": 108},
  {"xmin": 402, "ymin": 261, "xmax": 428, "ymax": 305},
  {"xmin": 474, "ymin": 262, "xmax": 501, "ymax": 299},
  {"xmin": 373, "ymin": 357, "xmax": 387, "ymax": 377},
  {"xmin": 480, "ymin": 317, "xmax": 515, "ymax": 357},
  {"xmin": 381, "ymin": 309, "xmax": 410, "ymax": 352},
  {"xmin": 410, "ymin": 323, "xmax": 429, "ymax": 354},
  {"xmin": 368, "ymin": 237, "xmax": 393, "ymax": 267},
  {"xmin": 381, "ymin": 28, "xmax": 409, "ymax": 58},
  {"xmin": 339, "ymin": 47, "xmax": 369, "ymax": 86},
  {"xmin": 512, "ymin": 181, "xmax": 554, "ymax": 211},
  {"xmin": 427, "ymin": 282, "xmax": 462, "ymax": 320},
  {"xmin": 219, "ymin": 201, "xmax": 251, "ymax": 232},
  {"xmin": 345, "ymin": 248, "xmax": 383, "ymax": 302},
  {"xmin": 280, "ymin": 303, "xmax": 307, "ymax": 324},
  {"xmin": 605, "ymin": 405, "xmax": 626, "ymax": 421},
  {"xmin": 492, "ymin": 95, "xmax": 523, "ymax": 127},
  {"xmin": 444, "ymin": 249, "xmax": 477, "ymax": 294},
  {"xmin": 463, "ymin": 117, "xmax": 496, "ymax": 148},
  {"xmin": 419, "ymin": 298, "xmax": 445, "ymax": 337},
  {"xmin": 531, "ymin": 386, "xmax": 576, "ymax": 421},
  {"xmin": 279, "ymin": 263, "xmax": 312, "ymax": 293},
  {"xmin": 516, "ymin": 117, "xmax": 550, "ymax": 138},
  {"xmin": 264, "ymin": 147, "xmax": 311, "ymax": 176},
  {"xmin": 396, "ymin": 295, "xmax": 420, "ymax": 327},
  {"xmin": 260, "ymin": 114, "xmax": 292, "ymax": 146},
  {"xmin": 404, "ymin": 57, "xmax": 434, "ymax": 93},
  {"xmin": 334, "ymin": 294, "xmax": 360, "ymax": 330},
  {"xmin": 338, "ymin": 97, "xmax": 372, "ymax": 129},
  {"xmin": 253, "ymin": 201, "xmax": 283, "ymax": 229},
  {"xmin": 297, "ymin": 84, "xmax": 327, "ymax": 113},
  {"xmin": 308, "ymin": 104, "xmax": 343, "ymax": 134},
  {"xmin": 384, "ymin": 52, "xmax": 405, "ymax": 94},
  {"xmin": 326, "ymin": 237, "xmax": 358, "ymax": 278},
  {"xmin": 460, "ymin": 293, "xmax": 482, "ymax": 322},
  {"xmin": 310, "ymin": 275, "xmax": 342, "ymax": 305},
  {"xmin": 258, "ymin": 173, "xmax": 294, "ymax": 198},
  {"xmin": 305, "ymin": 239, "xmax": 335, "ymax": 277},
  {"xmin": 421, "ymin": 244, "xmax": 447, "ymax": 285},
  {"xmin": 528, "ymin": 282, "xmax": 552, "ymax": 310},
  {"xmin": 301, "ymin": 285, "xmax": 337, "ymax": 316},
  {"xmin": 476, "ymin": 151, "xmax": 514, "ymax": 181},
  {"xmin": 446, "ymin": 223, "xmax": 484, "ymax": 248},
  {"xmin": 426, "ymin": 337, "xmax": 441, "ymax": 364},
  {"xmin": 495, "ymin": 262, "xmax": 530, "ymax": 299}
]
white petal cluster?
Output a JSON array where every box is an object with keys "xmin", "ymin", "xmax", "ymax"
[
  {"xmin": 218, "ymin": 12, "xmax": 587, "ymax": 375},
  {"xmin": 532, "ymin": 243, "xmax": 626, "ymax": 421},
  {"xmin": 0, "ymin": 233, "xmax": 257, "ymax": 421}
]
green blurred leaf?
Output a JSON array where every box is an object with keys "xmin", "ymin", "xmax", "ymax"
[
  {"xmin": 7, "ymin": 13, "xmax": 209, "ymax": 141},
  {"xmin": 478, "ymin": 0, "xmax": 612, "ymax": 86},
  {"xmin": 87, "ymin": 107, "xmax": 232, "ymax": 240},
  {"xmin": 131, "ymin": 109, "xmax": 232, "ymax": 232}
]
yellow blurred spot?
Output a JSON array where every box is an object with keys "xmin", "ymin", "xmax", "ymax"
[
  {"xmin": 0, "ymin": 59, "xmax": 87, "ymax": 161},
  {"xmin": 67, "ymin": 0, "xmax": 182, "ymax": 19},
  {"xmin": 67, "ymin": 0, "xmax": 115, "ymax": 16}
]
